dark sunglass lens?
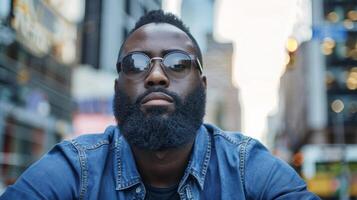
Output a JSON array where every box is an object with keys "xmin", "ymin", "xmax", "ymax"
[
  {"xmin": 164, "ymin": 52, "xmax": 191, "ymax": 73},
  {"xmin": 122, "ymin": 53, "xmax": 149, "ymax": 75}
]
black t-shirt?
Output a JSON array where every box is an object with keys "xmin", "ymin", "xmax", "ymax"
[{"xmin": 145, "ymin": 184, "xmax": 180, "ymax": 200}]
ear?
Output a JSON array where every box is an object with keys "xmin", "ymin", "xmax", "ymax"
[{"xmin": 201, "ymin": 75, "xmax": 207, "ymax": 89}]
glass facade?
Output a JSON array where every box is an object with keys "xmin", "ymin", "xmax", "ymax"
[
  {"xmin": 323, "ymin": 0, "xmax": 357, "ymax": 141},
  {"xmin": 0, "ymin": 0, "xmax": 74, "ymax": 191}
]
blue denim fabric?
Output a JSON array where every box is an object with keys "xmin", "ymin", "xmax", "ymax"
[{"xmin": 1, "ymin": 124, "xmax": 320, "ymax": 200}]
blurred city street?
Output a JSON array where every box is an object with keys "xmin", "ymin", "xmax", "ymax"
[{"xmin": 0, "ymin": 0, "xmax": 356, "ymax": 199}]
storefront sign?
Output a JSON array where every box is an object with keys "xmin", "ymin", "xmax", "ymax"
[
  {"xmin": 11, "ymin": 0, "xmax": 77, "ymax": 64},
  {"xmin": 12, "ymin": 0, "xmax": 50, "ymax": 56}
]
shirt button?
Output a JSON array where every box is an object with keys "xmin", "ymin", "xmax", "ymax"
[{"xmin": 135, "ymin": 187, "xmax": 141, "ymax": 193}]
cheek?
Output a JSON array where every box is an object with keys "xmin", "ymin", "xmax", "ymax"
[
  {"xmin": 170, "ymin": 77, "xmax": 200, "ymax": 98},
  {"xmin": 117, "ymin": 78, "xmax": 145, "ymax": 103}
]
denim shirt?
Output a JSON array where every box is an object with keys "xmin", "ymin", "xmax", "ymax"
[{"xmin": 1, "ymin": 124, "xmax": 320, "ymax": 200}]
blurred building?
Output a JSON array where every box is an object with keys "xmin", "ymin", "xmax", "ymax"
[
  {"xmin": 269, "ymin": 0, "xmax": 357, "ymax": 198},
  {"xmin": 321, "ymin": 0, "xmax": 357, "ymax": 144},
  {"xmin": 204, "ymin": 35, "xmax": 241, "ymax": 131},
  {"xmin": 73, "ymin": 0, "xmax": 162, "ymax": 134},
  {"xmin": 0, "ymin": 0, "xmax": 83, "ymax": 191},
  {"xmin": 271, "ymin": 0, "xmax": 357, "ymax": 158},
  {"xmin": 81, "ymin": 0, "xmax": 162, "ymax": 71},
  {"xmin": 181, "ymin": 0, "xmax": 242, "ymax": 131}
]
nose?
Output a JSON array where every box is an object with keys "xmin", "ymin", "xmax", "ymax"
[{"xmin": 144, "ymin": 60, "xmax": 169, "ymax": 88}]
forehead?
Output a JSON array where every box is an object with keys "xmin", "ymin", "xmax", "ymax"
[{"xmin": 122, "ymin": 23, "xmax": 196, "ymax": 56}]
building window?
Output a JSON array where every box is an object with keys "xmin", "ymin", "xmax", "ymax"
[
  {"xmin": 125, "ymin": 0, "xmax": 131, "ymax": 15},
  {"xmin": 123, "ymin": 28, "xmax": 128, "ymax": 41},
  {"xmin": 142, "ymin": 5, "xmax": 148, "ymax": 14}
]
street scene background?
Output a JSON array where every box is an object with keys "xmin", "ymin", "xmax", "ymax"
[{"xmin": 0, "ymin": 0, "xmax": 356, "ymax": 199}]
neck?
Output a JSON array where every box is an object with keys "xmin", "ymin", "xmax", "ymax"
[{"xmin": 132, "ymin": 141, "xmax": 194, "ymax": 188}]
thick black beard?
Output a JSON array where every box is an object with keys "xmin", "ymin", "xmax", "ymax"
[{"xmin": 113, "ymin": 84, "xmax": 206, "ymax": 151}]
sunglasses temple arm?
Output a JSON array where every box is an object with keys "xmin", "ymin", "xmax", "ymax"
[
  {"xmin": 196, "ymin": 58, "xmax": 203, "ymax": 74},
  {"xmin": 116, "ymin": 62, "xmax": 121, "ymax": 73}
]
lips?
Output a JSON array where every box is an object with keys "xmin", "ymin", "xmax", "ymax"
[{"xmin": 141, "ymin": 92, "xmax": 174, "ymax": 106}]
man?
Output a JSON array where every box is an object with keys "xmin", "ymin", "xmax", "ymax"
[{"xmin": 1, "ymin": 10, "xmax": 320, "ymax": 200}]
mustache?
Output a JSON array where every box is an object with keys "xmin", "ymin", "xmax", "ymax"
[{"xmin": 135, "ymin": 87, "xmax": 182, "ymax": 105}]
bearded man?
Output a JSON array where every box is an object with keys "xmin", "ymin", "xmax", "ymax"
[{"xmin": 0, "ymin": 10, "xmax": 320, "ymax": 200}]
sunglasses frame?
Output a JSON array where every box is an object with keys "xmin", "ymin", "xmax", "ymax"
[{"xmin": 116, "ymin": 50, "xmax": 203, "ymax": 77}]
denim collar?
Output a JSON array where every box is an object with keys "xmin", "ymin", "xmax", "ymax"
[
  {"xmin": 113, "ymin": 125, "xmax": 212, "ymax": 191},
  {"xmin": 180, "ymin": 125, "xmax": 211, "ymax": 190}
]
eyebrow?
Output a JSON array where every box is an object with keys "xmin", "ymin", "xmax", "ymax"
[
  {"xmin": 161, "ymin": 49, "xmax": 184, "ymax": 55},
  {"xmin": 125, "ymin": 49, "xmax": 190, "ymax": 57}
]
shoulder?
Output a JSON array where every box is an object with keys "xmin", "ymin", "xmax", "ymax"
[
  {"xmin": 204, "ymin": 123, "xmax": 272, "ymax": 172},
  {"xmin": 1, "ymin": 126, "xmax": 120, "ymax": 199},
  {"xmin": 204, "ymin": 124, "xmax": 318, "ymax": 199},
  {"xmin": 204, "ymin": 123, "xmax": 293, "ymax": 175},
  {"xmin": 204, "ymin": 123, "xmax": 254, "ymax": 150},
  {"xmin": 204, "ymin": 123, "xmax": 249, "ymax": 143},
  {"xmin": 69, "ymin": 125, "xmax": 118, "ymax": 151}
]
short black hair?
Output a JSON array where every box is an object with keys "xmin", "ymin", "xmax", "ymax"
[{"xmin": 116, "ymin": 9, "xmax": 203, "ymax": 73}]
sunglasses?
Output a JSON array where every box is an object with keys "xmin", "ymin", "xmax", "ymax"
[{"xmin": 117, "ymin": 50, "xmax": 203, "ymax": 79}]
